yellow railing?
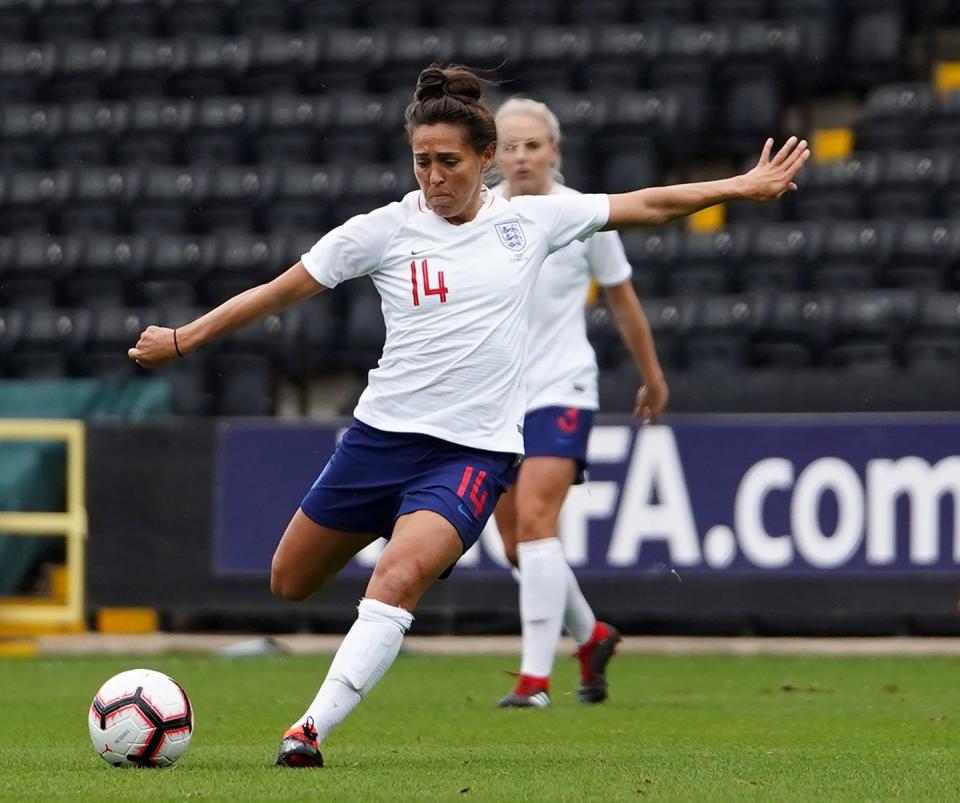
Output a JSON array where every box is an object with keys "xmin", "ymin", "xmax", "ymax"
[{"xmin": 0, "ymin": 419, "xmax": 87, "ymax": 631}]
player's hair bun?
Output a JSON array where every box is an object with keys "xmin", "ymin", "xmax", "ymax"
[{"xmin": 414, "ymin": 65, "xmax": 485, "ymax": 104}]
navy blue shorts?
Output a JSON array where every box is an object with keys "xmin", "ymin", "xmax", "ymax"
[
  {"xmin": 300, "ymin": 419, "xmax": 518, "ymax": 554},
  {"xmin": 522, "ymin": 406, "xmax": 595, "ymax": 484}
]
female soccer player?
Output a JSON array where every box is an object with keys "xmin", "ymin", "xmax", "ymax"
[
  {"xmin": 492, "ymin": 98, "xmax": 668, "ymax": 709},
  {"xmin": 128, "ymin": 64, "xmax": 809, "ymax": 767}
]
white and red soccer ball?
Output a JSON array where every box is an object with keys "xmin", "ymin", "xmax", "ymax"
[{"xmin": 88, "ymin": 668, "xmax": 194, "ymax": 767}]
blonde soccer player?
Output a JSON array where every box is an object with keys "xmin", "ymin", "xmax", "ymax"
[{"xmin": 492, "ymin": 97, "xmax": 669, "ymax": 708}]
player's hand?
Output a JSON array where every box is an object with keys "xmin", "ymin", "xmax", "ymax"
[
  {"xmin": 634, "ymin": 377, "xmax": 669, "ymax": 424},
  {"xmin": 128, "ymin": 325, "xmax": 180, "ymax": 368},
  {"xmin": 739, "ymin": 136, "xmax": 810, "ymax": 202}
]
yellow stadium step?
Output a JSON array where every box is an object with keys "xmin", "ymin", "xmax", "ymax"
[
  {"xmin": 96, "ymin": 608, "xmax": 159, "ymax": 635},
  {"xmin": 688, "ymin": 203, "xmax": 725, "ymax": 233},
  {"xmin": 812, "ymin": 128, "xmax": 853, "ymax": 163},
  {"xmin": 935, "ymin": 61, "xmax": 960, "ymax": 95}
]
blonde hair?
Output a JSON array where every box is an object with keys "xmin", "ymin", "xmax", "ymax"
[{"xmin": 494, "ymin": 96, "xmax": 564, "ymax": 183}]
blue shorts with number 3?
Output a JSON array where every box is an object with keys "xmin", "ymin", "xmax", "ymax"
[{"xmin": 521, "ymin": 405, "xmax": 595, "ymax": 484}]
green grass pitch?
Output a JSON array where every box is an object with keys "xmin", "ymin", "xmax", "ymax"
[{"xmin": 1, "ymin": 651, "xmax": 957, "ymax": 801}]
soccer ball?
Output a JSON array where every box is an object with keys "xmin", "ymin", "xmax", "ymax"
[{"xmin": 88, "ymin": 668, "xmax": 194, "ymax": 767}]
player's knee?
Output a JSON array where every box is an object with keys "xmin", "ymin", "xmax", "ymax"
[
  {"xmin": 516, "ymin": 506, "xmax": 553, "ymax": 541},
  {"xmin": 368, "ymin": 560, "xmax": 420, "ymax": 607},
  {"xmin": 270, "ymin": 560, "xmax": 309, "ymax": 602}
]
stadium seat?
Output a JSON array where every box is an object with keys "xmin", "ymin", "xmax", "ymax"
[
  {"xmin": 299, "ymin": 0, "xmax": 357, "ymax": 28},
  {"xmin": 170, "ymin": 36, "xmax": 250, "ymax": 98},
  {"xmin": 600, "ymin": 147, "xmax": 658, "ymax": 195},
  {"xmin": 0, "ymin": 104, "xmax": 56, "ymax": 169},
  {"xmin": 203, "ymin": 233, "xmax": 281, "ymax": 304},
  {"xmin": 925, "ymin": 90, "xmax": 960, "ymax": 150},
  {"xmin": 721, "ymin": 70, "xmax": 781, "ymax": 156},
  {"xmin": 453, "ymin": 28, "xmax": 524, "ymax": 77},
  {"xmin": 118, "ymin": 98, "xmax": 190, "ymax": 165},
  {"xmin": 585, "ymin": 303, "xmax": 623, "ymax": 370},
  {"xmin": 159, "ymin": 305, "xmax": 216, "ymax": 413},
  {"xmin": 181, "ymin": 97, "xmax": 257, "ymax": 165},
  {"xmin": 44, "ymin": 40, "xmax": 120, "ymax": 102},
  {"xmin": 298, "ymin": 291, "xmax": 345, "ymax": 375},
  {"xmin": 813, "ymin": 220, "xmax": 894, "ymax": 290},
  {"xmin": 0, "ymin": 307, "xmax": 25, "ymax": 374},
  {"xmin": 844, "ymin": 9, "xmax": 904, "ymax": 88},
  {"xmin": 336, "ymin": 163, "xmax": 413, "ymax": 224},
  {"xmin": 653, "ymin": 23, "xmax": 728, "ymax": 91},
  {"xmin": 886, "ymin": 220, "xmax": 960, "ymax": 289},
  {"xmin": 1, "ymin": 234, "xmax": 81, "ymax": 308},
  {"xmin": 324, "ymin": 95, "xmax": 392, "ymax": 164},
  {"xmin": 869, "ymin": 150, "xmax": 950, "ymax": 220},
  {"xmin": 583, "ymin": 26, "xmax": 658, "ymax": 90},
  {"xmin": 632, "ymin": 0, "xmax": 697, "ymax": 22},
  {"xmin": 267, "ymin": 164, "xmax": 346, "ymax": 232},
  {"xmin": 429, "ymin": 0, "xmax": 494, "ymax": 27},
  {"xmin": 49, "ymin": 101, "xmax": 123, "ymax": 168},
  {"xmin": 518, "ymin": 27, "xmax": 591, "ymax": 93},
  {"xmin": 595, "ymin": 90, "xmax": 686, "ymax": 157},
  {"xmin": 78, "ymin": 306, "xmax": 158, "ymax": 376},
  {"xmin": 826, "ymin": 289, "xmax": 916, "ymax": 369},
  {"xmin": 200, "ymin": 166, "xmax": 273, "ymax": 233},
  {"xmin": 749, "ymin": 291, "xmax": 834, "ymax": 367},
  {"xmin": 256, "ymin": 96, "xmax": 329, "ymax": 164},
  {"xmin": 703, "ymin": 0, "xmax": 770, "ymax": 21},
  {"xmin": 136, "ymin": 235, "xmax": 213, "ymax": 306},
  {"xmin": 740, "ymin": 222, "xmax": 823, "ymax": 291},
  {"xmin": 568, "ymin": 0, "xmax": 631, "ymax": 24},
  {"xmin": 37, "ymin": 0, "xmax": 98, "ymax": 41},
  {"xmin": 8, "ymin": 308, "xmax": 90, "ymax": 378},
  {"xmin": 245, "ymin": 32, "xmax": 321, "ymax": 96},
  {"xmin": 3, "ymin": 169, "xmax": 71, "ymax": 234},
  {"xmin": 377, "ymin": 29, "xmax": 456, "ymax": 92},
  {"xmin": 854, "ymin": 82, "xmax": 934, "ymax": 151},
  {"xmin": 685, "ymin": 293, "xmax": 760, "ymax": 368},
  {"xmin": 793, "ymin": 154, "xmax": 880, "ymax": 221},
  {"xmin": 67, "ymin": 234, "xmax": 148, "ymax": 308},
  {"xmin": 0, "ymin": 42, "xmax": 55, "ymax": 102},
  {"xmin": 620, "ymin": 228, "xmax": 680, "ymax": 298},
  {"xmin": 61, "ymin": 166, "xmax": 137, "ymax": 233},
  {"xmin": 639, "ymin": 295, "xmax": 696, "ymax": 368},
  {"xmin": 100, "ymin": 0, "xmax": 160, "ymax": 39},
  {"xmin": 113, "ymin": 39, "xmax": 187, "ymax": 99},
  {"xmin": 668, "ymin": 228, "xmax": 747, "ymax": 296},
  {"xmin": 130, "ymin": 166, "xmax": 209, "ymax": 233},
  {"xmin": 231, "ymin": 0, "xmax": 291, "ymax": 35},
  {"xmin": 903, "ymin": 292, "xmax": 960, "ymax": 370},
  {"xmin": 308, "ymin": 29, "xmax": 386, "ymax": 93},
  {"xmin": 0, "ymin": 1, "xmax": 31, "ymax": 41},
  {"xmin": 165, "ymin": 0, "xmax": 225, "ymax": 37}
]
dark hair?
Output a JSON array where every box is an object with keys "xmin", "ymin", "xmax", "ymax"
[{"xmin": 404, "ymin": 64, "xmax": 497, "ymax": 155}]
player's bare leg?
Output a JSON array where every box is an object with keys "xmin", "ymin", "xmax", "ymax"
[
  {"xmin": 277, "ymin": 511, "xmax": 463, "ymax": 767},
  {"xmin": 498, "ymin": 457, "xmax": 620, "ymax": 708},
  {"xmin": 270, "ymin": 508, "xmax": 378, "ymax": 601}
]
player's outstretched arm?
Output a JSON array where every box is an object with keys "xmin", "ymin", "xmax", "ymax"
[
  {"xmin": 606, "ymin": 136, "xmax": 810, "ymax": 229},
  {"xmin": 128, "ymin": 262, "xmax": 325, "ymax": 368},
  {"xmin": 602, "ymin": 280, "xmax": 668, "ymax": 423}
]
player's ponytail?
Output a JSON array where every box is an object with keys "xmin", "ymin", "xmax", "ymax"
[{"xmin": 405, "ymin": 64, "xmax": 497, "ymax": 155}]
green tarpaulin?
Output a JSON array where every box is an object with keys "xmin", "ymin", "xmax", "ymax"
[{"xmin": 0, "ymin": 378, "xmax": 173, "ymax": 594}]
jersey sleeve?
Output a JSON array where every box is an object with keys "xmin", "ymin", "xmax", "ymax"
[
  {"xmin": 511, "ymin": 193, "xmax": 610, "ymax": 254},
  {"xmin": 586, "ymin": 230, "xmax": 633, "ymax": 287},
  {"xmin": 300, "ymin": 202, "xmax": 403, "ymax": 289}
]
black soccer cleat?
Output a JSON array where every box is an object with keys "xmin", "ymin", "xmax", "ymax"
[
  {"xmin": 575, "ymin": 622, "xmax": 622, "ymax": 704},
  {"xmin": 497, "ymin": 674, "xmax": 551, "ymax": 708},
  {"xmin": 275, "ymin": 716, "xmax": 324, "ymax": 768}
]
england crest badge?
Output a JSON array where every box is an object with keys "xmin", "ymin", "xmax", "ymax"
[{"xmin": 495, "ymin": 220, "xmax": 526, "ymax": 251}]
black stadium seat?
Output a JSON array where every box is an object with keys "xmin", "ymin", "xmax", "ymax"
[
  {"xmin": 684, "ymin": 294, "xmax": 759, "ymax": 368},
  {"xmin": 887, "ymin": 220, "xmax": 960, "ymax": 289},
  {"xmin": 869, "ymin": 150, "xmax": 951, "ymax": 220},
  {"xmin": 814, "ymin": 220, "xmax": 894, "ymax": 290},
  {"xmin": 620, "ymin": 228, "xmax": 680, "ymax": 298},
  {"xmin": 740, "ymin": 222, "xmax": 823, "ymax": 291},
  {"xmin": 750, "ymin": 292, "xmax": 834, "ymax": 367},
  {"xmin": 854, "ymin": 82, "xmax": 934, "ymax": 151}
]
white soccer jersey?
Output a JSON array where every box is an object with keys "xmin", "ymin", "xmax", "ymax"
[
  {"xmin": 495, "ymin": 183, "xmax": 632, "ymax": 412},
  {"xmin": 301, "ymin": 187, "xmax": 609, "ymax": 455}
]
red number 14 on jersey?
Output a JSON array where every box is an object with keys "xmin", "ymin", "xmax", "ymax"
[{"xmin": 410, "ymin": 259, "xmax": 448, "ymax": 306}]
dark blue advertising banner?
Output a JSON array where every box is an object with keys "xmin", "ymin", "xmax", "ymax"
[{"xmin": 213, "ymin": 416, "xmax": 960, "ymax": 577}]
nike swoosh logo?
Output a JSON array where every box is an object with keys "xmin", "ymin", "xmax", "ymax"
[{"xmin": 410, "ymin": 248, "xmax": 429, "ymax": 255}]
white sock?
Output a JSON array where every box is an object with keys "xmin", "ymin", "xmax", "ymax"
[
  {"xmin": 562, "ymin": 561, "xmax": 597, "ymax": 646},
  {"xmin": 294, "ymin": 597, "xmax": 412, "ymax": 743},
  {"xmin": 517, "ymin": 538, "xmax": 567, "ymax": 679}
]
